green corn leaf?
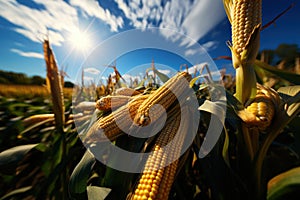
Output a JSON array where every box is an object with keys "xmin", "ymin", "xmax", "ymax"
[
  {"xmin": 189, "ymin": 76, "xmax": 200, "ymax": 88},
  {"xmin": 153, "ymin": 69, "xmax": 170, "ymax": 83},
  {"xmin": 86, "ymin": 186, "xmax": 111, "ymax": 200},
  {"xmin": 69, "ymin": 150, "xmax": 95, "ymax": 197},
  {"xmin": 0, "ymin": 144, "xmax": 38, "ymax": 174},
  {"xmin": 277, "ymin": 86, "xmax": 300, "ymax": 118},
  {"xmin": 267, "ymin": 167, "xmax": 300, "ymax": 200},
  {"xmin": 18, "ymin": 118, "xmax": 54, "ymax": 138},
  {"xmin": 254, "ymin": 60, "xmax": 300, "ymax": 85},
  {"xmin": 278, "ymin": 85, "xmax": 300, "ymax": 101},
  {"xmin": 198, "ymin": 104, "xmax": 229, "ymax": 165},
  {"xmin": 198, "ymin": 100, "xmax": 226, "ymax": 158},
  {"xmin": 198, "ymin": 100, "xmax": 226, "ymax": 122},
  {"xmin": 254, "ymin": 86, "xmax": 300, "ymax": 198},
  {"xmin": 0, "ymin": 186, "xmax": 32, "ymax": 200},
  {"xmin": 222, "ymin": 128, "xmax": 230, "ymax": 167}
]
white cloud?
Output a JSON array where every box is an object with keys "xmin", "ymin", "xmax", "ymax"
[
  {"xmin": 202, "ymin": 41, "xmax": 219, "ymax": 51},
  {"xmin": 101, "ymin": 76, "xmax": 108, "ymax": 81},
  {"xmin": 0, "ymin": 0, "xmax": 78, "ymax": 46},
  {"xmin": 181, "ymin": 0, "xmax": 225, "ymax": 46},
  {"xmin": 122, "ymin": 73, "xmax": 142, "ymax": 83},
  {"xmin": 159, "ymin": 0, "xmax": 191, "ymax": 31},
  {"xmin": 11, "ymin": 48, "xmax": 43, "ymax": 59},
  {"xmin": 0, "ymin": 0, "xmax": 123, "ymax": 46},
  {"xmin": 84, "ymin": 67, "xmax": 101, "ymax": 75},
  {"xmin": 115, "ymin": 0, "xmax": 225, "ymax": 50},
  {"xmin": 1, "ymin": 0, "xmax": 226, "ymax": 64},
  {"xmin": 115, "ymin": 0, "xmax": 165, "ymax": 30},
  {"xmin": 187, "ymin": 63, "xmax": 208, "ymax": 75},
  {"xmin": 184, "ymin": 49, "xmax": 197, "ymax": 56},
  {"xmin": 69, "ymin": 0, "xmax": 123, "ymax": 32},
  {"xmin": 147, "ymin": 69, "xmax": 171, "ymax": 78}
]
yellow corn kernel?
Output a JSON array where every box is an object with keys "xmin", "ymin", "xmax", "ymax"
[
  {"xmin": 96, "ymin": 95, "xmax": 133, "ymax": 111},
  {"xmin": 134, "ymin": 72, "xmax": 191, "ymax": 126},
  {"xmin": 224, "ymin": 0, "xmax": 262, "ymax": 104},
  {"xmin": 242, "ymin": 84, "xmax": 280, "ymax": 130},
  {"xmin": 115, "ymin": 87, "xmax": 141, "ymax": 96},
  {"xmin": 232, "ymin": 0, "xmax": 261, "ymax": 59},
  {"xmin": 84, "ymin": 95, "xmax": 149, "ymax": 143},
  {"xmin": 130, "ymin": 105, "xmax": 191, "ymax": 200}
]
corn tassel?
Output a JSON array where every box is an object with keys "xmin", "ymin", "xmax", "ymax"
[
  {"xmin": 43, "ymin": 39, "xmax": 65, "ymax": 128},
  {"xmin": 134, "ymin": 72, "xmax": 191, "ymax": 126}
]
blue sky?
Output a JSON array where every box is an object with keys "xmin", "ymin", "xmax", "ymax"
[{"xmin": 0, "ymin": 0, "xmax": 299, "ymax": 83}]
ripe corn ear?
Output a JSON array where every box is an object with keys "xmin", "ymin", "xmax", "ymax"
[
  {"xmin": 84, "ymin": 95, "xmax": 149, "ymax": 143},
  {"xmin": 134, "ymin": 72, "xmax": 191, "ymax": 126},
  {"xmin": 96, "ymin": 95, "xmax": 133, "ymax": 111},
  {"xmin": 239, "ymin": 84, "xmax": 280, "ymax": 130},
  {"xmin": 130, "ymin": 106, "xmax": 190, "ymax": 200},
  {"xmin": 231, "ymin": 0, "xmax": 262, "ymax": 60},
  {"xmin": 115, "ymin": 87, "xmax": 141, "ymax": 96},
  {"xmin": 224, "ymin": 0, "xmax": 262, "ymax": 104}
]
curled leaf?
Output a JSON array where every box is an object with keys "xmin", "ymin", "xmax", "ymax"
[{"xmin": 267, "ymin": 167, "xmax": 300, "ymax": 200}]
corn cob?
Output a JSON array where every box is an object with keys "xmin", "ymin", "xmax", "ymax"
[
  {"xmin": 224, "ymin": 0, "xmax": 262, "ymax": 104},
  {"xmin": 96, "ymin": 95, "xmax": 133, "ymax": 111},
  {"xmin": 115, "ymin": 87, "xmax": 141, "ymax": 96},
  {"xmin": 76, "ymin": 101, "xmax": 96, "ymax": 112},
  {"xmin": 239, "ymin": 84, "xmax": 280, "ymax": 130},
  {"xmin": 130, "ymin": 117, "xmax": 179, "ymax": 200},
  {"xmin": 134, "ymin": 72, "xmax": 191, "ymax": 126},
  {"xmin": 231, "ymin": 0, "xmax": 262, "ymax": 59},
  {"xmin": 84, "ymin": 95, "xmax": 149, "ymax": 143},
  {"xmin": 130, "ymin": 106, "xmax": 189, "ymax": 200}
]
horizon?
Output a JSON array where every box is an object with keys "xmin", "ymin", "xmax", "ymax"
[{"xmin": 0, "ymin": 0, "xmax": 299, "ymax": 83}]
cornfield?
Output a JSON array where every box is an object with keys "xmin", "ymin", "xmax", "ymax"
[{"xmin": 1, "ymin": 1, "xmax": 300, "ymax": 200}]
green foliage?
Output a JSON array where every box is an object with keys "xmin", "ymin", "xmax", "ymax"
[
  {"xmin": 86, "ymin": 186, "xmax": 111, "ymax": 200},
  {"xmin": 69, "ymin": 150, "xmax": 95, "ymax": 198},
  {"xmin": 0, "ymin": 70, "xmax": 42, "ymax": 85},
  {"xmin": 0, "ymin": 95, "xmax": 84, "ymax": 199},
  {"xmin": 0, "ymin": 70, "xmax": 74, "ymax": 87},
  {"xmin": 275, "ymin": 44, "xmax": 299, "ymax": 68},
  {"xmin": 267, "ymin": 167, "xmax": 300, "ymax": 200},
  {"xmin": 258, "ymin": 44, "xmax": 299, "ymax": 69},
  {"xmin": 254, "ymin": 60, "xmax": 300, "ymax": 85},
  {"xmin": 0, "ymin": 144, "xmax": 38, "ymax": 174}
]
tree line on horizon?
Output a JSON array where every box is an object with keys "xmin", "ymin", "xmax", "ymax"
[{"xmin": 0, "ymin": 70, "xmax": 74, "ymax": 88}]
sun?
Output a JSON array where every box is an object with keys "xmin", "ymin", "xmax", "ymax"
[{"xmin": 68, "ymin": 28, "xmax": 92, "ymax": 55}]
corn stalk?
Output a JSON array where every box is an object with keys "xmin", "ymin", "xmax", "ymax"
[{"xmin": 224, "ymin": 0, "xmax": 263, "ymax": 198}]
